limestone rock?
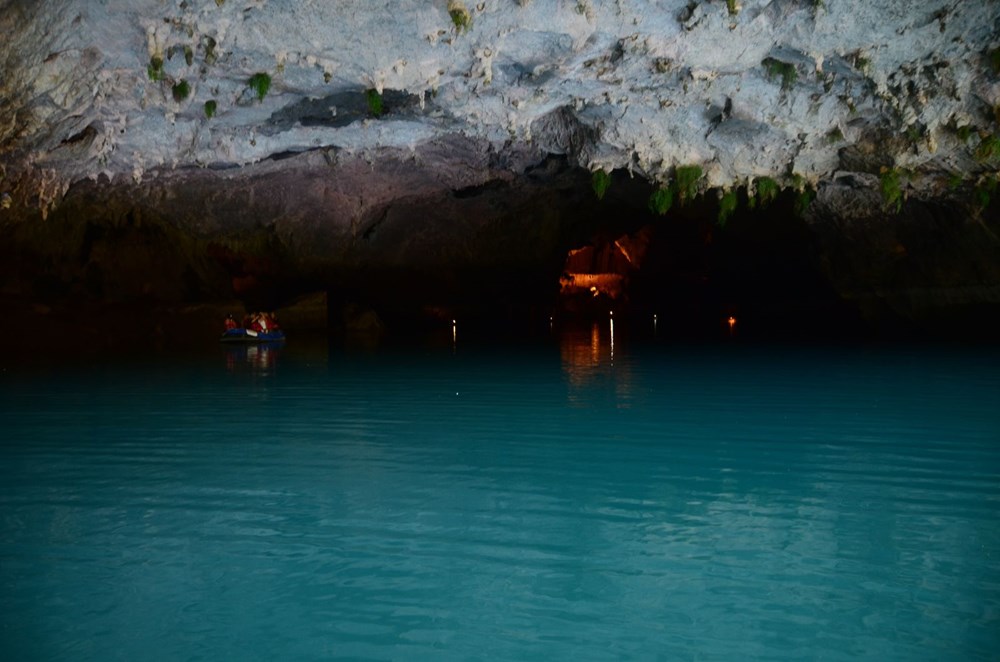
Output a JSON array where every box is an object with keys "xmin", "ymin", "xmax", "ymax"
[{"xmin": 1, "ymin": 0, "xmax": 998, "ymax": 331}]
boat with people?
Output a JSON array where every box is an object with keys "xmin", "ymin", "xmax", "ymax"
[{"xmin": 219, "ymin": 312, "xmax": 286, "ymax": 343}]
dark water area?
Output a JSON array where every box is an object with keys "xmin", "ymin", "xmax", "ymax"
[{"xmin": 2, "ymin": 321, "xmax": 999, "ymax": 660}]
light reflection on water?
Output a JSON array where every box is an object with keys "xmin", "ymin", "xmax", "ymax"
[
  {"xmin": 559, "ymin": 320, "xmax": 637, "ymax": 409},
  {"xmin": 223, "ymin": 341, "xmax": 284, "ymax": 376},
  {"xmin": 1, "ymin": 328, "xmax": 999, "ymax": 660}
]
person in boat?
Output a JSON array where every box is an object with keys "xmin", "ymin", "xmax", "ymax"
[
  {"xmin": 249, "ymin": 312, "xmax": 264, "ymax": 333},
  {"xmin": 255, "ymin": 311, "xmax": 278, "ymax": 331},
  {"xmin": 224, "ymin": 313, "xmax": 238, "ymax": 331}
]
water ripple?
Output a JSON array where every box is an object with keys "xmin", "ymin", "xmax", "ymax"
[{"xmin": 2, "ymin": 343, "xmax": 999, "ymax": 660}]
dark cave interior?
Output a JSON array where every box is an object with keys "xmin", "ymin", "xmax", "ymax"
[{"xmin": 3, "ymin": 162, "xmax": 998, "ymax": 354}]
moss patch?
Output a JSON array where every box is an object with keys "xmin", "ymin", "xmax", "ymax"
[
  {"xmin": 879, "ymin": 168, "xmax": 905, "ymax": 213},
  {"xmin": 754, "ymin": 177, "xmax": 779, "ymax": 208},
  {"xmin": 974, "ymin": 134, "xmax": 1000, "ymax": 162},
  {"xmin": 365, "ymin": 89, "xmax": 383, "ymax": 117},
  {"xmin": 717, "ymin": 190, "xmax": 738, "ymax": 226},
  {"xmin": 674, "ymin": 165, "xmax": 703, "ymax": 204},
  {"xmin": 591, "ymin": 169, "xmax": 612, "ymax": 200},
  {"xmin": 204, "ymin": 99, "xmax": 217, "ymax": 119},
  {"xmin": 448, "ymin": 1, "xmax": 471, "ymax": 33},
  {"xmin": 762, "ymin": 57, "xmax": 797, "ymax": 90},
  {"xmin": 171, "ymin": 80, "xmax": 190, "ymax": 102},
  {"xmin": 791, "ymin": 174, "xmax": 815, "ymax": 217},
  {"xmin": 248, "ymin": 72, "xmax": 271, "ymax": 102},
  {"xmin": 147, "ymin": 55, "xmax": 164, "ymax": 81},
  {"xmin": 648, "ymin": 187, "xmax": 674, "ymax": 215}
]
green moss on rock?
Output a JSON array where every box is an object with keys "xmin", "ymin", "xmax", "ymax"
[
  {"xmin": 448, "ymin": 1, "xmax": 471, "ymax": 33},
  {"xmin": 880, "ymin": 168, "xmax": 904, "ymax": 213},
  {"xmin": 248, "ymin": 73, "xmax": 271, "ymax": 102},
  {"xmin": 762, "ymin": 57, "xmax": 797, "ymax": 90},
  {"xmin": 365, "ymin": 89, "xmax": 383, "ymax": 117},
  {"xmin": 974, "ymin": 134, "xmax": 1000, "ymax": 162},
  {"xmin": 147, "ymin": 55, "xmax": 164, "ymax": 81},
  {"xmin": 648, "ymin": 187, "xmax": 674, "ymax": 215},
  {"xmin": 171, "ymin": 80, "xmax": 190, "ymax": 102},
  {"xmin": 718, "ymin": 190, "xmax": 738, "ymax": 226},
  {"xmin": 591, "ymin": 169, "xmax": 611, "ymax": 200},
  {"xmin": 674, "ymin": 165, "xmax": 702, "ymax": 204},
  {"xmin": 754, "ymin": 176, "xmax": 780, "ymax": 208}
]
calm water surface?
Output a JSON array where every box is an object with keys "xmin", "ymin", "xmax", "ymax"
[{"xmin": 2, "ymin": 326, "xmax": 999, "ymax": 660}]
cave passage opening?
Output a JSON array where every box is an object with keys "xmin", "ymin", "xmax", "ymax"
[
  {"xmin": 555, "ymin": 185, "xmax": 861, "ymax": 340},
  {"xmin": 313, "ymin": 170, "xmax": 863, "ymax": 342}
]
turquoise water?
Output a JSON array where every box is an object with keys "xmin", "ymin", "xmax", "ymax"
[{"xmin": 2, "ymin": 326, "xmax": 999, "ymax": 660}]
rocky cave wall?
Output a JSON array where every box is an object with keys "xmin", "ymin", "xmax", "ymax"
[{"xmin": 1, "ymin": 0, "xmax": 999, "ymax": 334}]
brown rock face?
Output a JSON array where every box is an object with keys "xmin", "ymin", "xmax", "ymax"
[
  {"xmin": 808, "ymin": 179, "xmax": 1000, "ymax": 333},
  {"xmin": 1, "ymin": 138, "xmax": 598, "ymax": 313}
]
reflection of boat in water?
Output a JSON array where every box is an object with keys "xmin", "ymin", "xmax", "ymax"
[
  {"xmin": 223, "ymin": 340, "xmax": 282, "ymax": 373},
  {"xmin": 219, "ymin": 328, "xmax": 286, "ymax": 343}
]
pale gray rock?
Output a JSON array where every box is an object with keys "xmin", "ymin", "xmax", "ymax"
[{"xmin": 1, "ymin": 0, "xmax": 997, "ymax": 203}]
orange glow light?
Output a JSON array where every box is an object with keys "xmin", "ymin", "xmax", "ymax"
[{"xmin": 728, "ymin": 316, "xmax": 736, "ymax": 328}]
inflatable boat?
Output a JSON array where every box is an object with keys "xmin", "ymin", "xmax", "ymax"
[{"xmin": 220, "ymin": 328, "xmax": 286, "ymax": 343}]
